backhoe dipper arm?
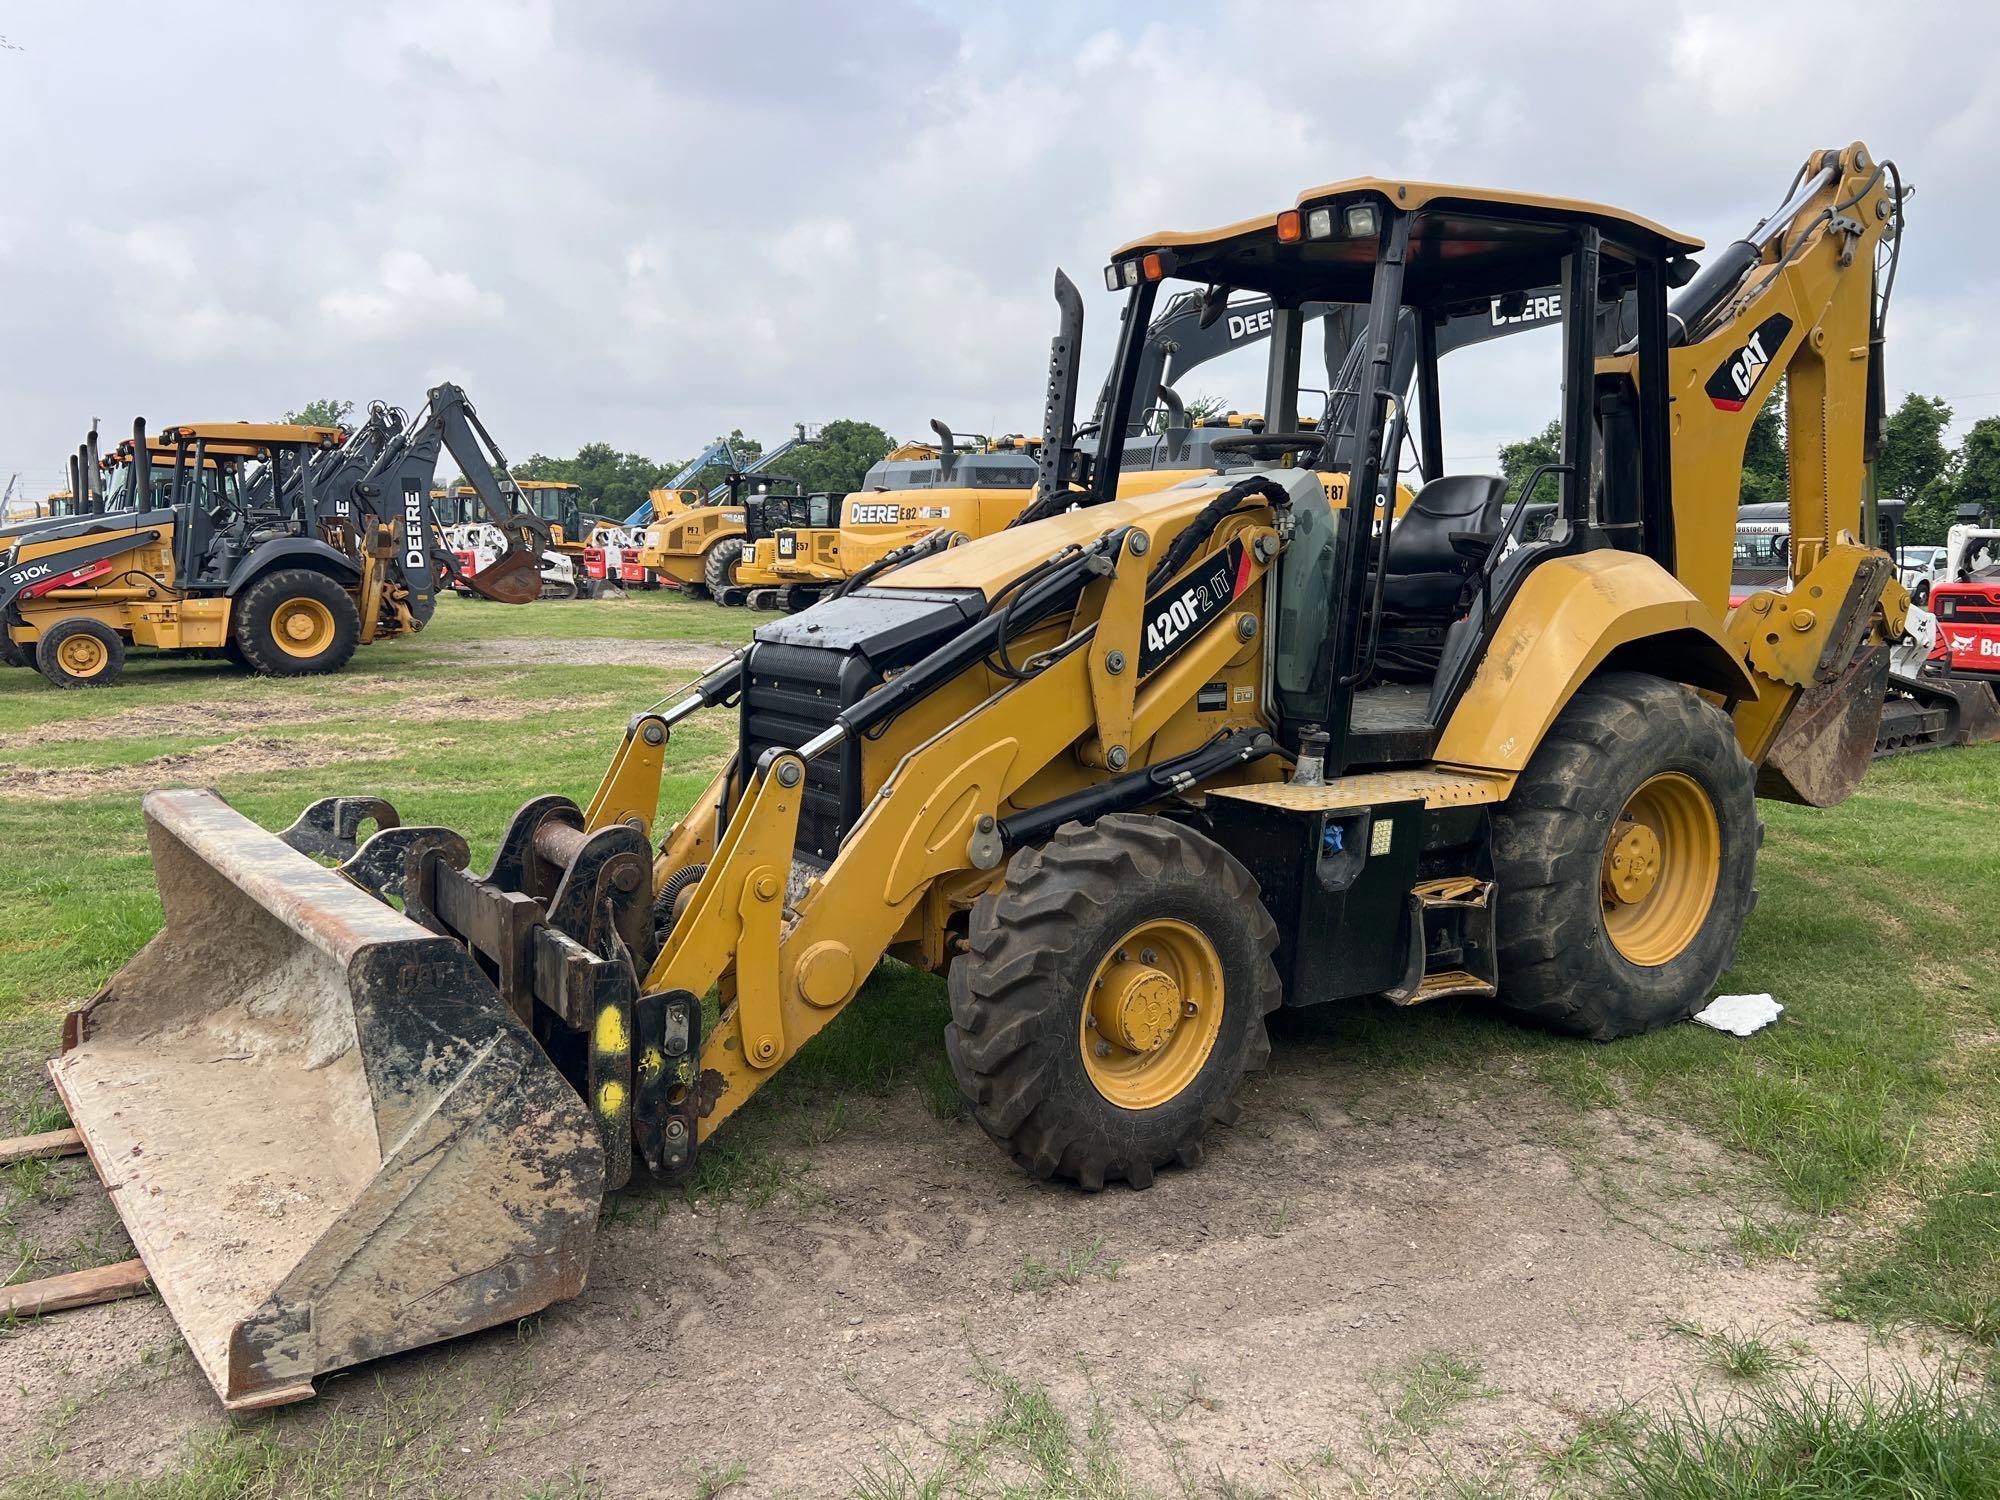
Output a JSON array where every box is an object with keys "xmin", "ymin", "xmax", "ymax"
[
  {"xmin": 373, "ymin": 383, "xmax": 549, "ymax": 608},
  {"xmin": 1658, "ymin": 142, "xmax": 1906, "ymax": 802}
]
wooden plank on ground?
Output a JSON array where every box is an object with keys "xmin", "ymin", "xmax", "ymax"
[
  {"xmin": 1, "ymin": 1259, "xmax": 152, "ymax": 1319},
  {"xmin": 0, "ymin": 1128, "xmax": 82, "ymax": 1166}
]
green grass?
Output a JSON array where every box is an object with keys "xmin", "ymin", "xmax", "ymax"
[
  {"xmin": 1833, "ymin": 1151, "xmax": 2000, "ymax": 1348},
  {"xmin": 1391, "ymin": 1352, "xmax": 1498, "ymax": 1434},
  {"xmin": 1664, "ymin": 1320, "xmax": 1800, "ymax": 1383},
  {"xmin": 1011, "ymin": 1235, "xmax": 1123, "ymax": 1296},
  {"xmin": 1588, "ymin": 1372, "xmax": 2000, "ymax": 1500}
]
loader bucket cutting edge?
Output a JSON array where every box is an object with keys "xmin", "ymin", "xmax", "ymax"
[{"xmin": 50, "ymin": 788, "xmax": 604, "ymax": 1411}]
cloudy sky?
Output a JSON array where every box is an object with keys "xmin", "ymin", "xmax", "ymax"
[{"xmin": 2, "ymin": 0, "xmax": 1994, "ymax": 499}]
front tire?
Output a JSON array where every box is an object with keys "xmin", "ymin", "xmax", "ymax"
[
  {"xmin": 36, "ymin": 618, "xmax": 124, "ymax": 688},
  {"xmin": 946, "ymin": 814, "xmax": 1281, "ymax": 1190},
  {"xmin": 702, "ymin": 538, "xmax": 743, "ymax": 598},
  {"xmin": 1492, "ymin": 671, "xmax": 1758, "ymax": 1039},
  {"xmin": 232, "ymin": 569, "xmax": 361, "ymax": 677}
]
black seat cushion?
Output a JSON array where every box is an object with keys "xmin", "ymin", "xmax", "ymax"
[{"xmin": 1378, "ymin": 474, "xmax": 1508, "ymax": 614}]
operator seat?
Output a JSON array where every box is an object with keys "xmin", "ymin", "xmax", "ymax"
[
  {"xmin": 1367, "ymin": 474, "xmax": 1508, "ymax": 683},
  {"xmin": 1378, "ymin": 474, "xmax": 1509, "ymax": 613}
]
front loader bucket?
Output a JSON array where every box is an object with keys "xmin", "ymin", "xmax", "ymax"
[{"xmin": 49, "ymin": 789, "xmax": 604, "ymax": 1411}]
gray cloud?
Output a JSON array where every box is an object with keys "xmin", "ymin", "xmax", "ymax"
[{"xmin": 2, "ymin": 0, "xmax": 1993, "ymax": 499}]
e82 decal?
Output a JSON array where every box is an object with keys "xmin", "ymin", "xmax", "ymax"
[
  {"xmin": 1138, "ymin": 539, "xmax": 1253, "ymax": 676},
  {"xmin": 1704, "ymin": 312, "xmax": 1793, "ymax": 412}
]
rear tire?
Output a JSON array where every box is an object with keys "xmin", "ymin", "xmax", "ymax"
[
  {"xmin": 36, "ymin": 618, "xmax": 124, "ymax": 688},
  {"xmin": 232, "ymin": 569, "xmax": 360, "ymax": 677},
  {"xmin": 946, "ymin": 814, "xmax": 1281, "ymax": 1190},
  {"xmin": 702, "ymin": 538, "xmax": 743, "ymax": 598},
  {"xmin": 0, "ymin": 630, "xmax": 27, "ymax": 669},
  {"xmin": 1492, "ymin": 671, "xmax": 1758, "ymax": 1039}
]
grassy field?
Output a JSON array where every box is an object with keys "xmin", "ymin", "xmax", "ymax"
[{"xmin": 1, "ymin": 590, "xmax": 1995, "ymax": 1497}]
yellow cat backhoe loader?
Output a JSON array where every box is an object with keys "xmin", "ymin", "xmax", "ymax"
[{"xmin": 52, "ymin": 145, "xmax": 1906, "ymax": 1408}]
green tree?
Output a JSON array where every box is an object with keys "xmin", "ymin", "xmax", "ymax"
[
  {"xmin": 516, "ymin": 443, "xmax": 671, "ymax": 520},
  {"xmin": 1942, "ymin": 416, "xmax": 2000, "ymax": 527},
  {"xmin": 1740, "ymin": 388, "xmax": 1787, "ymax": 507},
  {"xmin": 282, "ymin": 397, "xmax": 354, "ymax": 430},
  {"xmin": 1498, "ymin": 419, "xmax": 1560, "ymax": 500},
  {"xmin": 757, "ymin": 419, "xmax": 893, "ymax": 495},
  {"xmin": 1883, "ymin": 394, "xmax": 1960, "ymax": 543}
]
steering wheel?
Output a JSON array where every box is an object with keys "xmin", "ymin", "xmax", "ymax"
[{"xmin": 1210, "ymin": 430, "xmax": 1328, "ymax": 464}]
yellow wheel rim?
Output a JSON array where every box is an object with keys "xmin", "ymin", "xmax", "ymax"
[
  {"xmin": 1601, "ymin": 771, "xmax": 1720, "ymax": 966},
  {"xmin": 55, "ymin": 633, "xmax": 110, "ymax": 678},
  {"xmin": 1079, "ymin": 918, "xmax": 1225, "ymax": 1110},
  {"xmin": 270, "ymin": 597, "xmax": 337, "ymax": 658}
]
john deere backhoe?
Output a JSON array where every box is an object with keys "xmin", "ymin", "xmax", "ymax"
[
  {"xmin": 53, "ymin": 145, "xmax": 1906, "ymax": 1409},
  {"xmin": 1, "ymin": 385, "xmax": 546, "ymax": 686}
]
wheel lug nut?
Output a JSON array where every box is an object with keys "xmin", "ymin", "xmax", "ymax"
[
  {"xmin": 1094, "ymin": 1041, "xmax": 1111, "ymax": 1058},
  {"xmin": 1140, "ymin": 948, "xmax": 1156, "ymax": 965},
  {"xmin": 1182, "ymin": 1001, "xmax": 1197, "ymax": 1016}
]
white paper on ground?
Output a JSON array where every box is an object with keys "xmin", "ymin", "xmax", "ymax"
[{"xmin": 1692, "ymin": 993, "xmax": 1783, "ymax": 1036}]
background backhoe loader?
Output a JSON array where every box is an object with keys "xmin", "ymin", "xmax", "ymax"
[
  {"xmin": 1, "ymin": 385, "xmax": 547, "ymax": 686},
  {"xmin": 54, "ymin": 144, "xmax": 1908, "ymax": 1409}
]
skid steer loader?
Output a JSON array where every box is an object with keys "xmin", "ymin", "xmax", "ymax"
[{"xmin": 55, "ymin": 144, "xmax": 1908, "ymax": 1409}]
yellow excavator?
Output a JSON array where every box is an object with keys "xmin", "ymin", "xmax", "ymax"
[{"xmin": 52, "ymin": 144, "xmax": 1905, "ymax": 1408}]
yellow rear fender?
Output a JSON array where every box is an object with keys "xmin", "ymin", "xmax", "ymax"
[{"xmin": 1434, "ymin": 550, "xmax": 1756, "ymax": 775}]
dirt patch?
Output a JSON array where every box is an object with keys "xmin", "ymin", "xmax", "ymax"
[
  {"xmin": 0, "ymin": 1042, "xmax": 1958, "ymax": 1496},
  {"xmin": 423, "ymin": 638, "xmax": 735, "ymax": 671},
  {"xmin": 0, "ymin": 736, "xmax": 397, "ymax": 800},
  {"xmin": 0, "ymin": 688, "xmax": 625, "ymax": 751}
]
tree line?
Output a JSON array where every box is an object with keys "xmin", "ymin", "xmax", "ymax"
[
  {"xmin": 280, "ymin": 400, "xmax": 896, "ymax": 522},
  {"xmin": 1497, "ymin": 390, "xmax": 1999, "ymax": 545}
]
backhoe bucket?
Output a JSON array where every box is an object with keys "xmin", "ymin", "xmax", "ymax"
[
  {"xmin": 49, "ymin": 789, "xmax": 604, "ymax": 1411},
  {"xmin": 463, "ymin": 545, "xmax": 544, "ymax": 603},
  {"xmin": 1757, "ymin": 642, "xmax": 1891, "ymax": 806}
]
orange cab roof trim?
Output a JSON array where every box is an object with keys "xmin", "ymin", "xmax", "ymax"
[
  {"xmin": 1111, "ymin": 177, "xmax": 1703, "ymax": 260},
  {"xmin": 154, "ymin": 422, "xmax": 347, "ymax": 445}
]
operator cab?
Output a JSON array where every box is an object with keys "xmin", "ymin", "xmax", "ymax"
[
  {"xmin": 512, "ymin": 481, "xmax": 585, "ymax": 544},
  {"xmin": 1088, "ymin": 182, "xmax": 1696, "ymax": 773}
]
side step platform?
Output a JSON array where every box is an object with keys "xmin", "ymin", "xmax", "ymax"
[
  {"xmin": 1204, "ymin": 767, "xmax": 1509, "ymax": 1011},
  {"xmin": 1386, "ymin": 876, "xmax": 1499, "ymax": 1005}
]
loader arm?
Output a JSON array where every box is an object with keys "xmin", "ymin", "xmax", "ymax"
[{"xmin": 643, "ymin": 484, "xmax": 1285, "ymax": 1135}]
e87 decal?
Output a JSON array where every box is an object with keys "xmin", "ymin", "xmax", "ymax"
[{"xmin": 1138, "ymin": 539, "xmax": 1253, "ymax": 676}]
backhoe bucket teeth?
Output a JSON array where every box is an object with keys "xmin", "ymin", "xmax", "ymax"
[
  {"xmin": 1757, "ymin": 643, "xmax": 1891, "ymax": 807},
  {"xmin": 49, "ymin": 789, "xmax": 603, "ymax": 1411}
]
